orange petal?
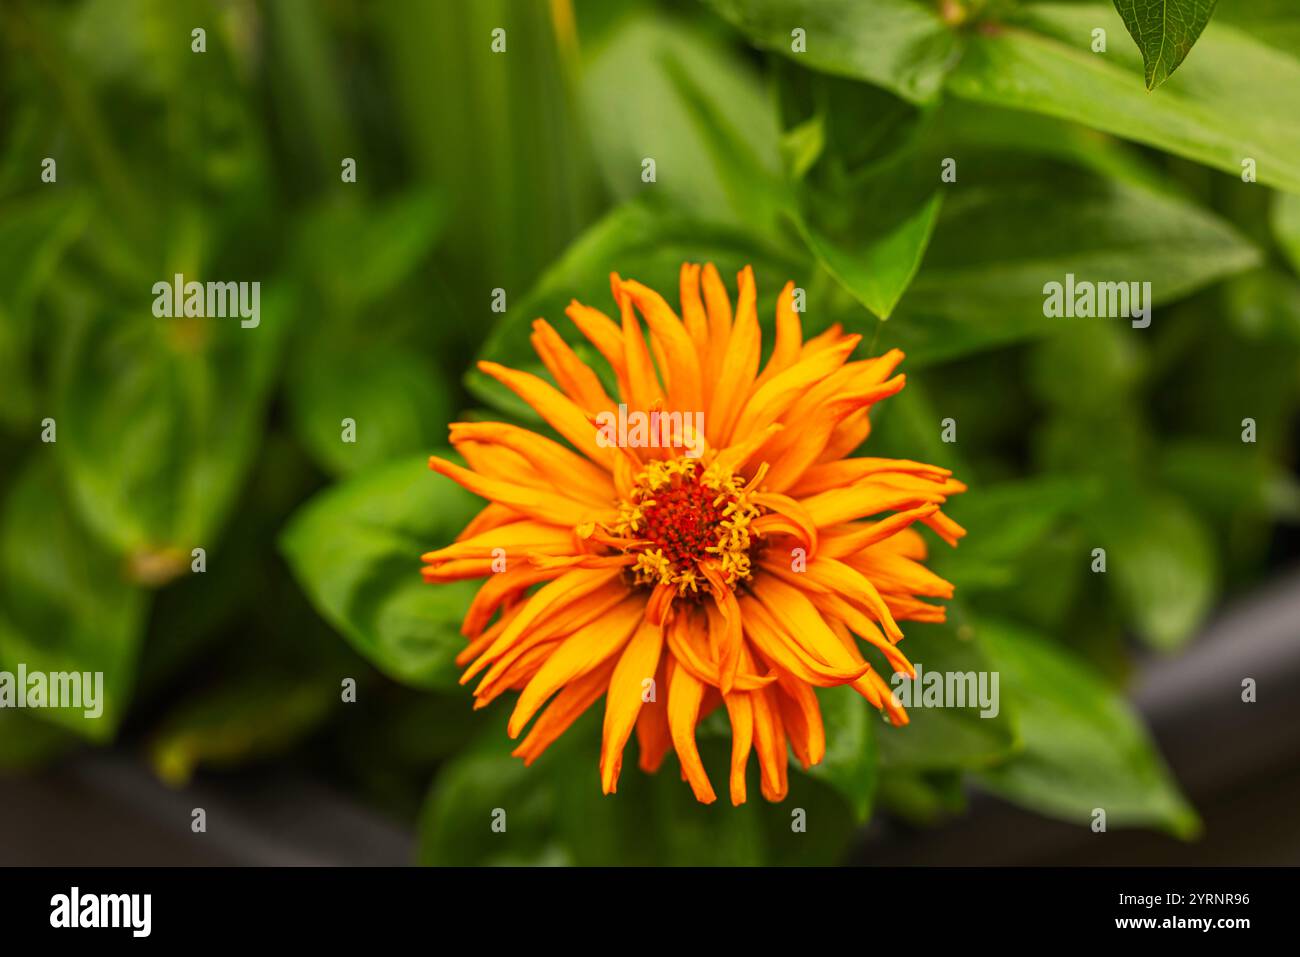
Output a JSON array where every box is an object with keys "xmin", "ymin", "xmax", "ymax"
[
  {"xmin": 732, "ymin": 336, "xmax": 858, "ymax": 442},
  {"xmin": 429, "ymin": 456, "xmax": 613, "ymax": 528},
  {"xmin": 621, "ymin": 278, "xmax": 703, "ymax": 413},
  {"xmin": 666, "ymin": 657, "xmax": 717, "ymax": 803},
  {"xmin": 751, "ymin": 685, "xmax": 788, "ymax": 801},
  {"xmin": 721, "ymin": 689, "xmax": 754, "ymax": 806},
  {"xmin": 477, "ymin": 360, "xmax": 617, "ymax": 469},
  {"xmin": 530, "ymin": 318, "xmax": 617, "ymax": 414},
  {"xmin": 507, "ymin": 598, "xmax": 644, "ymax": 737},
  {"xmin": 450, "ymin": 421, "xmax": 615, "ymax": 500},
  {"xmin": 706, "ymin": 265, "xmax": 761, "ymax": 446},
  {"xmin": 600, "ymin": 618, "xmax": 665, "ymax": 794},
  {"xmin": 513, "ymin": 657, "xmax": 618, "ymax": 765}
]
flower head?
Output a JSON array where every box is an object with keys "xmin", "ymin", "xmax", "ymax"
[{"xmin": 423, "ymin": 264, "xmax": 966, "ymax": 804}]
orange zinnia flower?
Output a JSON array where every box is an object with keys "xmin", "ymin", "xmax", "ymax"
[{"xmin": 423, "ymin": 264, "xmax": 966, "ymax": 805}]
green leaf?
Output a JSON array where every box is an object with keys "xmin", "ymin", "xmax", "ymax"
[
  {"xmin": 583, "ymin": 13, "xmax": 784, "ymax": 229},
  {"xmin": 287, "ymin": 338, "xmax": 451, "ymax": 477},
  {"xmin": 280, "ymin": 455, "xmax": 483, "ymax": 690},
  {"xmin": 949, "ymin": 4, "xmax": 1300, "ymax": 193},
  {"xmin": 294, "ymin": 189, "xmax": 445, "ymax": 313},
  {"xmin": 975, "ymin": 617, "xmax": 1200, "ymax": 838},
  {"xmin": 805, "ymin": 684, "xmax": 877, "ymax": 821},
  {"xmin": 1160, "ymin": 439, "xmax": 1300, "ymax": 520},
  {"xmin": 0, "ymin": 459, "xmax": 148, "ymax": 739},
  {"xmin": 149, "ymin": 674, "xmax": 336, "ymax": 786},
  {"xmin": 706, "ymin": 0, "xmax": 960, "ymax": 104},
  {"xmin": 879, "ymin": 159, "xmax": 1260, "ymax": 364},
  {"xmin": 52, "ymin": 288, "xmax": 291, "ymax": 572},
  {"xmin": 795, "ymin": 153, "xmax": 943, "ymax": 319},
  {"xmin": 877, "ymin": 621, "xmax": 1021, "ymax": 771},
  {"xmin": 1090, "ymin": 487, "xmax": 1217, "ymax": 650},
  {"xmin": 933, "ymin": 477, "xmax": 1101, "ymax": 592},
  {"xmin": 1112, "ymin": 0, "xmax": 1220, "ymax": 89}
]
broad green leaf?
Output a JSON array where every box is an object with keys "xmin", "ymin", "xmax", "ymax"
[
  {"xmin": 932, "ymin": 477, "xmax": 1101, "ymax": 592},
  {"xmin": 470, "ymin": 199, "xmax": 810, "ymax": 417},
  {"xmin": 706, "ymin": 0, "xmax": 960, "ymax": 104},
  {"xmin": 795, "ymin": 155, "xmax": 943, "ymax": 319},
  {"xmin": 975, "ymin": 618, "xmax": 1200, "ymax": 838},
  {"xmin": 294, "ymin": 189, "xmax": 445, "ymax": 313},
  {"xmin": 0, "ymin": 459, "xmax": 148, "ymax": 739},
  {"xmin": 280, "ymin": 455, "xmax": 482, "ymax": 690},
  {"xmin": 288, "ymin": 338, "xmax": 451, "ymax": 477},
  {"xmin": 1089, "ymin": 487, "xmax": 1217, "ymax": 650},
  {"xmin": 1161, "ymin": 439, "xmax": 1300, "ymax": 521},
  {"xmin": 949, "ymin": 5, "xmax": 1300, "ymax": 193},
  {"xmin": 879, "ymin": 159, "xmax": 1260, "ymax": 364},
  {"xmin": 149, "ymin": 675, "xmax": 336, "ymax": 786},
  {"xmin": 921, "ymin": 100, "xmax": 1173, "ymax": 195},
  {"xmin": 1029, "ymin": 322, "xmax": 1146, "ymax": 412},
  {"xmin": 52, "ymin": 288, "xmax": 291, "ymax": 574},
  {"xmin": 877, "ymin": 621, "xmax": 1021, "ymax": 771},
  {"xmin": 805, "ymin": 684, "xmax": 878, "ymax": 821},
  {"xmin": 583, "ymin": 14, "xmax": 784, "ymax": 229},
  {"xmin": 419, "ymin": 736, "xmax": 576, "ymax": 866},
  {"xmin": 1112, "ymin": 0, "xmax": 1220, "ymax": 89}
]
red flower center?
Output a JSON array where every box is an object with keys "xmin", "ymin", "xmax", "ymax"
[{"xmin": 639, "ymin": 472, "xmax": 730, "ymax": 571}]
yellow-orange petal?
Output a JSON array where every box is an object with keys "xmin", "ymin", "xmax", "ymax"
[
  {"xmin": 707, "ymin": 266, "xmax": 760, "ymax": 446},
  {"xmin": 513, "ymin": 657, "xmax": 618, "ymax": 765},
  {"xmin": 507, "ymin": 598, "xmax": 644, "ymax": 738},
  {"xmin": 450, "ymin": 420, "xmax": 615, "ymax": 500},
  {"xmin": 429, "ymin": 456, "xmax": 613, "ymax": 528},
  {"xmin": 722, "ymin": 689, "xmax": 754, "ymax": 806},
  {"xmin": 621, "ymin": 278, "xmax": 703, "ymax": 413},
  {"xmin": 666, "ymin": 657, "xmax": 716, "ymax": 804},
  {"xmin": 530, "ymin": 318, "xmax": 616, "ymax": 414},
  {"xmin": 476, "ymin": 361, "xmax": 617, "ymax": 470},
  {"xmin": 600, "ymin": 618, "xmax": 665, "ymax": 794},
  {"xmin": 751, "ymin": 685, "xmax": 789, "ymax": 801}
]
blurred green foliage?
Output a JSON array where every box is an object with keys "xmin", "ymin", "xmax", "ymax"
[{"xmin": 1, "ymin": 0, "xmax": 1297, "ymax": 865}]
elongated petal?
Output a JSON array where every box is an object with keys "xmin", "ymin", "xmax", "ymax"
[
  {"xmin": 600, "ymin": 619, "xmax": 665, "ymax": 793},
  {"xmin": 666, "ymin": 658, "xmax": 716, "ymax": 803},
  {"xmin": 477, "ymin": 361, "xmax": 616, "ymax": 469}
]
